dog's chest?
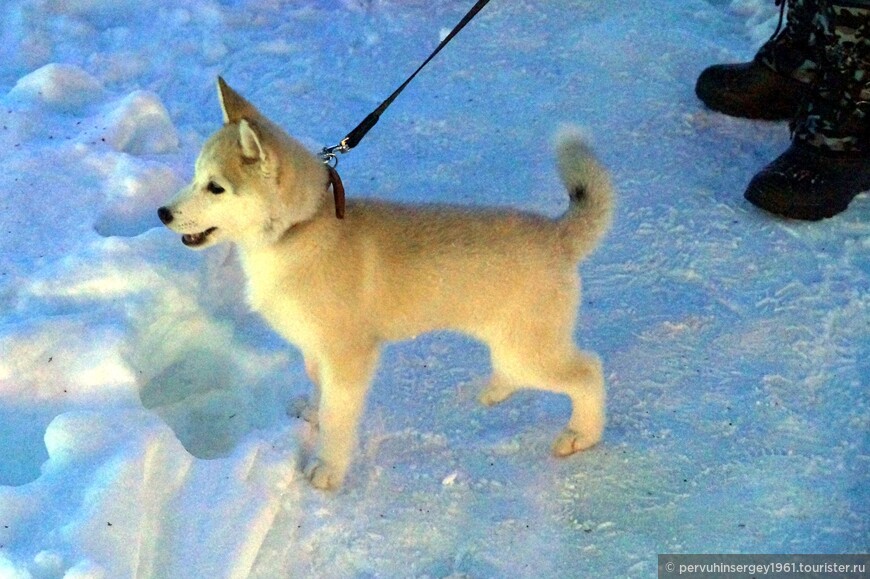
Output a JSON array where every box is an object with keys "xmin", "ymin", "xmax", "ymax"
[{"xmin": 240, "ymin": 250, "xmax": 306, "ymax": 331}]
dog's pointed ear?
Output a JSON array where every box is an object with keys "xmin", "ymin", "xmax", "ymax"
[
  {"xmin": 217, "ymin": 76, "xmax": 260, "ymax": 124},
  {"xmin": 239, "ymin": 119, "xmax": 268, "ymax": 163}
]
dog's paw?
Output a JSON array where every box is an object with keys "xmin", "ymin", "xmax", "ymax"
[
  {"xmin": 478, "ymin": 384, "xmax": 515, "ymax": 407},
  {"xmin": 552, "ymin": 428, "xmax": 600, "ymax": 457},
  {"xmin": 303, "ymin": 458, "xmax": 345, "ymax": 491},
  {"xmin": 288, "ymin": 396, "xmax": 319, "ymax": 427}
]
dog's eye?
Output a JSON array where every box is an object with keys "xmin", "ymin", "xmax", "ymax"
[{"xmin": 207, "ymin": 182, "xmax": 225, "ymax": 195}]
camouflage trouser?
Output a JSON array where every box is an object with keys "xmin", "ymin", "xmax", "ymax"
[
  {"xmin": 757, "ymin": 0, "xmax": 826, "ymax": 84},
  {"xmin": 756, "ymin": 0, "xmax": 870, "ymax": 152},
  {"xmin": 793, "ymin": 1, "xmax": 870, "ymax": 152}
]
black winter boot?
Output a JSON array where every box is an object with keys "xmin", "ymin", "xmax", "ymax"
[
  {"xmin": 696, "ymin": 0, "xmax": 821, "ymax": 120},
  {"xmin": 745, "ymin": 1, "xmax": 870, "ymax": 220}
]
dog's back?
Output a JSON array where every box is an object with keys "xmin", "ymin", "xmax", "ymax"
[{"xmin": 265, "ymin": 130, "xmax": 614, "ymax": 346}]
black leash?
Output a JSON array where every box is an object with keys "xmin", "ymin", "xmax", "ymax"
[{"xmin": 320, "ymin": 0, "xmax": 493, "ymax": 166}]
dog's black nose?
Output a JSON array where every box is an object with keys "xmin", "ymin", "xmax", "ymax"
[{"xmin": 157, "ymin": 206, "xmax": 174, "ymax": 225}]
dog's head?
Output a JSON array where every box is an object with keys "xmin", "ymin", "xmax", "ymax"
[{"xmin": 158, "ymin": 78, "xmax": 328, "ymax": 249}]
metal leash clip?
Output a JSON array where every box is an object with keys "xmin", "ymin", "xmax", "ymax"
[{"xmin": 320, "ymin": 139, "xmax": 350, "ymax": 167}]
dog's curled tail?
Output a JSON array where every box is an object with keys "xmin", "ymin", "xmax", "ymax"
[{"xmin": 556, "ymin": 127, "xmax": 614, "ymax": 261}]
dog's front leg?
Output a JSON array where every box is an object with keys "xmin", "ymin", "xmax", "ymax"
[
  {"xmin": 304, "ymin": 343, "xmax": 380, "ymax": 490},
  {"xmin": 290, "ymin": 357, "xmax": 322, "ymax": 426}
]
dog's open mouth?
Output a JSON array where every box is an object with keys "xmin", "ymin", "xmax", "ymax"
[{"xmin": 181, "ymin": 227, "xmax": 218, "ymax": 247}]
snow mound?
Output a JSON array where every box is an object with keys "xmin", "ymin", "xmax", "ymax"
[
  {"xmin": 1, "ymin": 228, "xmax": 303, "ymax": 575},
  {"xmin": 92, "ymin": 155, "xmax": 181, "ymax": 237},
  {"xmin": 20, "ymin": 232, "xmax": 296, "ymax": 461},
  {"xmin": 0, "ymin": 314, "xmax": 137, "ymax": 486},
  {"xmin": 128, "ymin": 291, "xmax": 293, "ymax": 460},
  {"xmin": 98, "ymin": 91, "xmax": 179, "ymax": 155},
  {"xmin": 0, "ymin": 409, "xmax": 297, "ymax": 579},
  {"xmin": 7, "ymin": 64, "xmax": 104, "ymax": 113}
]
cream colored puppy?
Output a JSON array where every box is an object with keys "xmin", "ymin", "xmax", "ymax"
[{"xmin": 158, "ymin": 78, "xmax": 614, "ymax": 490}]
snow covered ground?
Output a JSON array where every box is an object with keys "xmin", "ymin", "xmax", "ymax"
[{"xmin": 0, "ymin": 0, "xmax": 867, "ymax": 577}]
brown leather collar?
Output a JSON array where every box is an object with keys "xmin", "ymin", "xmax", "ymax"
[{"xmin": 326, "ymin": 165, "xmax": 345, "ymax": 219}]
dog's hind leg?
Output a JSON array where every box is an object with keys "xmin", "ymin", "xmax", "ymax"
[
  {"xmin": 304, "ymin": 343, "xmax": 380, "ymax": 490},
  {"xmin": 546, "ymin": 349, "xmax": 605, "ymax": 456},
  {"xmin": 489, "ymin": 335, "xmax": 605, "ymax": 456}
]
